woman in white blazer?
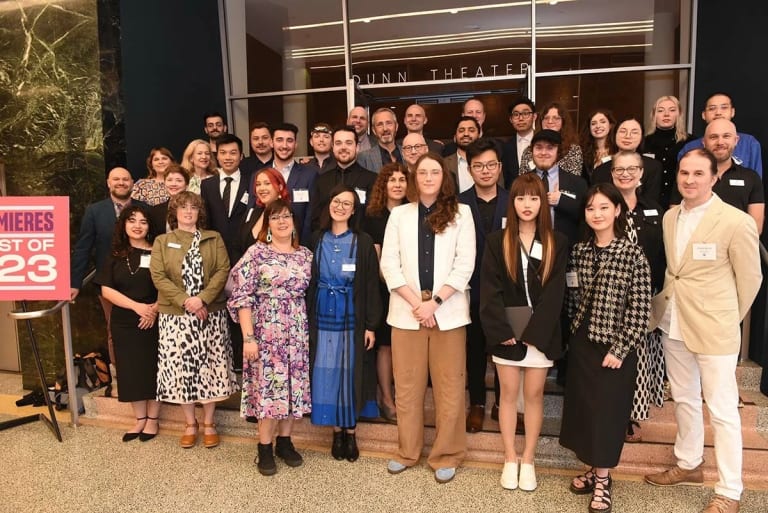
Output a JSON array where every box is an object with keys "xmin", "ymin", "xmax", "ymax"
[{"xmin": 380, "ymin": 152, "xmax": 476, "ymax": 484}]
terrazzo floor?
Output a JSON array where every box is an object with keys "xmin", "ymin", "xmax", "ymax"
[{"xmin": 3, "ymin": 372, "xmax": 768, "ymax": 513}]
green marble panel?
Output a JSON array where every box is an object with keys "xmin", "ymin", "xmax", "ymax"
[{"xmin": 0, "ymin": 0, "xmax": 107, "ymax": 389}]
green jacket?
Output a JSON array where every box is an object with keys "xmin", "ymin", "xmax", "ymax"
[{"xmin": 150, "ymin": 229, "xmax": 230, "ymax": 315}]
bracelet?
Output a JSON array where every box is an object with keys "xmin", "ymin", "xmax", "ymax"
[{"xmin": 244, "ymin": 334, "xmax": 257, "ymax": 342}]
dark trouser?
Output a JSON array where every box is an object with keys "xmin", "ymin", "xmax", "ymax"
[
  {"xmin": 228, "ymin": 316, "xmax": 243, "ymax": 370},
  {"xmin": 466, "ymin": 306, "xmax": 489, "ymax": 406}
]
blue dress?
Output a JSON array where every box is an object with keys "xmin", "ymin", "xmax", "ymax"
[{"xmin": 311, "ymin": 230, "xmax": 378, "ymax": 427}]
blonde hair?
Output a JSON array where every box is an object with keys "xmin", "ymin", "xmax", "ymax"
[
  {"xmin": 181, "ymin": 139, "xmax": 217, "ymax": 176},
  {"xmin": 647, "ymin": 95, "xmax": 687, "ymax": 143}
]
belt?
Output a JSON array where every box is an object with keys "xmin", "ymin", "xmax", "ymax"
[{"xmin": 421, "ymin": 290, "xmax": 432, "ymax": 301}]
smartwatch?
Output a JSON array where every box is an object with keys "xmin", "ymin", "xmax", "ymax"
[{"xmin": 433, "ymin": 295, "xmax": 443, "ymax": 306}]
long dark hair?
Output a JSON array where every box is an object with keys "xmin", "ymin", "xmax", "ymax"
[
  {"xmin": 503, "ymin": 174, "xmax": 555, "ymax": 284},
  {"xmin": 111, "ymin": 204, "xmax": 154, "ymax": 258},
  {"xmin": 318, "ymin": 183, "xmax": 362, "ymax": 233},
  {"xmin": 409, "ymin": 152, "xmax": 458, "ymax": 234},
  {"xmin": 367, "ymin": 162, "xmax": 408, "ymax": 217},
  {"xmin": 582, "ymin": 183, "xmax": 629, "ymax": 241},
  {"xmin": 581, "ymin": 109, "xmax": 618, "ymax": 169}
]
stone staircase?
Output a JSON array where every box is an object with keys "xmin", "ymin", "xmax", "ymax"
[{"xmin": 82, "ymin": 360, "xmax": 768, "ymax": 487}]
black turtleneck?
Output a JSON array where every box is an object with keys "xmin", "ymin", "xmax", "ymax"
[{"xmin": 644, "ymin": 127, "xmax": 691, "ymax": 208}]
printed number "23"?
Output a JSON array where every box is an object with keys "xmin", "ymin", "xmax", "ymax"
[{"xmin": 0, "ymin": 255, "xmax": 57, "ymax": 283}]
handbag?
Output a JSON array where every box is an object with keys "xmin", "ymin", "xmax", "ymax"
[{"xmin": 493, "ymin": 306, "xmax": 532, "ymax": 361}]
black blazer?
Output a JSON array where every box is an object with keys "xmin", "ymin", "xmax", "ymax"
[
  {"xmin": 550, "ymin": 170, "xmax": 588, "ymax": 248},
  {"xmin": 459, "ymin": 185, "xmax": 509, "ymax": 306},
  {"xmin": 591, "ymin": 156, "xmax": 663, "ymax": 206},
  {"xmin": 479, "ymin": 230, "xmax": 568, "ymax": 361},
  {"xmin": 200, "ymin": 169, "xmax": 253, "ymax": 266},
  {"xmin": 501, "ymin": 137, "xmax": 523, "ymax": 188},
  {"xmin": 628, "ymin": 196, "xmax": 666, "ymax": 293}
]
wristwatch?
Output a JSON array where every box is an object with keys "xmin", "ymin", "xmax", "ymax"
[{"xmin": 432, "ymin": 295, "xmax": 443, "ymax": 306}]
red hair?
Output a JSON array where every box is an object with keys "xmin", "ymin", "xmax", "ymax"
[{"xmin": 252, "ymin": 167, "xmax": 290, "ymax": 207}]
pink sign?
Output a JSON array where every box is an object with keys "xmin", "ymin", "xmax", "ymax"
[{"xmin": 0, "ymin": 197, "xmax": 70, "ymax": 300}]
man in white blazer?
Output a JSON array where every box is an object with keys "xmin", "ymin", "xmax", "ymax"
[
  {"xmin": 645, "ymin": 148, "xmax": 762, "ymax": 513},
  {"xmin": 380, "ymin": 153, "xmax": 476, "ymax": 484}
]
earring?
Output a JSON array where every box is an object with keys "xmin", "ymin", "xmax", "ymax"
[
  {"xmin": 291, "ymin": 228, "xmax": 296, "ymax": 240},
  {"xmin": 266, "ymin": 227, "xmax": 272, "ymax": 243}
]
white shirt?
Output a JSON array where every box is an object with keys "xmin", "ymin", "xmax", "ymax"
[
  {"xmin": 658, "ymin": 193, "xmax": 717, "ymax": 339},
  {"xmin": 516, "ymin": 130, "xmax": 533, "ymax": 165},
  {"xmin": 276, "ymin": 160, "xmax": 294, "ymax": 182},
  {"xmin": 457, "ymin": 153, "xmax": 474, "ymax": 193},
  {"xmin": 218, "ymin": 169, "xmax": 241, "ymax": 216}
]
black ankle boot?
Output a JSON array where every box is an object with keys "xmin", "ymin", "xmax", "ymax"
[
  {"xmin": 344, "ymin": 432, "xmax": 359, "ymax": 462},
  {"xmin": 256, "ymin": 442, "xmax": 277, "ymax": 476},
  {"xmin": 331, "ymin": 430, "xmax": 346, "ymax": 460},
  {"xmin": 275, "ymin": 436, "xmax": 303, "ymax": 467}
]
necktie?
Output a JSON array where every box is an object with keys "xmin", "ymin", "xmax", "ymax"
[
  {"xmin": 222, "ymin": 177, "xmax": 233, "ymax": 216},
  {"xmin": 540, "ymin": 172, "xmax": 549, "ymax": 192}
]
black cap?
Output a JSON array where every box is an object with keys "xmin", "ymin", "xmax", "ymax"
[{"xmin": 531, "ymin": 129, "xmax": 561, "ymax": 145}]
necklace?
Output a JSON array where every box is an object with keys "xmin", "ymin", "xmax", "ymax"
[{"xmin": 126, "ymin": 247, "xmax": 150, "ymax": 275}]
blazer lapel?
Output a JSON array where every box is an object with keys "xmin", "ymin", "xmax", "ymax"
[{"xmin": 675, "ymin": 198, "xmax": 723, "ymax": 272}]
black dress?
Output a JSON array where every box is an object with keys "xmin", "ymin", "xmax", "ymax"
[
  {"xmin": 363, "ymin": 210, "xmax": 392, "ymax": 346},
  {"xmin": 95, "ymin": 248, "xmax": 159, "ymax": 402}
]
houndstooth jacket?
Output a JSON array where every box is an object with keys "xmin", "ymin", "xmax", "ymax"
[{"xmin": 566, "ymin": 237, "xmax": 652, "ymax": 361}]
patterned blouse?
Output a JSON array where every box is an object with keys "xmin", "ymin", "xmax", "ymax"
[
  {"xmin": 132, "ymin": 178, "xmax": 169, "ymax": 206},
  {"xmin": 519, "ymin": 143, "xmax": 584, "ymax": 177}
]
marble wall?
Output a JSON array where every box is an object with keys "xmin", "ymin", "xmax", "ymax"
[{"xmin": 0, "ymin": 0, "xmax": 109, "ymax": 388}]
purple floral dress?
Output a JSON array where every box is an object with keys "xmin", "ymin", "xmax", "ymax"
[{"xmin": 227, "ymin": 242, "xmax": 312, "ymax": 419}]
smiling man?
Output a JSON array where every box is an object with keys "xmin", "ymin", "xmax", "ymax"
[
  {"xmin": 398, "ymin": 104, "xmax": 444, "ymax": 154},
  {"xmin": 358, "ymin": 108, "xmax": 404, "ymax": 173},
  {"xmin": 240, "ymin": 122, "xmax": 273, "ymax": 174},
  {"xmin": 401, "ymin": 132, "xmax": 429, "ymax": 173},
  {"xmin": 347, "ymin": 106, "xmax": 376, "ymax": 152},
  {"xmin": 444, "ymin": 116, "xmax": 481, "ymax": 193}
]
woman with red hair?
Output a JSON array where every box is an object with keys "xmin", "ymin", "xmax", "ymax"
[{"xmin": 236, "ymin": 167, "xmax": 290, "ymax": 256}]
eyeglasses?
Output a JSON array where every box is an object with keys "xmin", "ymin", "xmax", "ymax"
[
  {"xmin": 402, "ymin": 144, "xmax": 427, "ymax": 153},
  {"xmin": 331, "ymin": 198, "xmax": 354, "ymax": 209},
  {"xmin": 543, "ymin": 115, "xmax": 562, "ymax": 122},
  {"xmin": 470, "ymin": 161, "xmax": 500, "ymax": 172},
  {"xmin": 510, "ymin": 111, "xmax": 533, "ymax": 119},
  {"xmin": 611, "ymin": 166, "xmax": 643, "ymax": 175},
  {"xmin": 269, "ymin": 213, "xmax": 293, "ymax": 221}
]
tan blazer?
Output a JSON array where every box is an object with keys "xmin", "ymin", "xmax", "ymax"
[{"xmin": 649, "ymin": 195, "xmax": 762, "ymax": 354}]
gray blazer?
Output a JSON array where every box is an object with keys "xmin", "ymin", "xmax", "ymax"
[{"xmin": 357, "ymin": 144, "xmax": 402, "ymax": 174}]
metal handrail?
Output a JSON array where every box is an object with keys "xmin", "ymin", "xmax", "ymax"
[{"xmin": 8, "ymin": 269, "xmax": 97, "ymax": 427}]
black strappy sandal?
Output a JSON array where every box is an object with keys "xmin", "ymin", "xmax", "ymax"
[
  {"xmin": 570, "ymin": 467, "xmax": 596, "ymax": 494},
  {"xmin": 588, "ymin": 473, "xmax": 612, "ymax": 513}
]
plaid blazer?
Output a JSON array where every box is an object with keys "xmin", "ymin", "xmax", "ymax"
[{"xmin": 566, "ymin": 237, "xmax": 652, "ymax": 360}]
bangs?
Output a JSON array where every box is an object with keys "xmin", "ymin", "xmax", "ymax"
[{"xmin": 509, "ymin": 173, "xmax": 545, "ymax": 199}]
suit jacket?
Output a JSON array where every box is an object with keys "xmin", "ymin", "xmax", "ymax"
[
  {"xmin": 357, "ymin": 144, "xmax": 403, "ymax": 174},
  {"xmin": 380, "ymin": 203, "xmax": 476, "ymax": 330},
  {"xmin": 501, "ymin": 137, "xmax": 523, "ymax": 188},
  {"xmin": 649, "ymin": 195, "xmax": 762, "ymax": 354},
  {"xmin": 591, "ymin": 156, "xmax": 663, "ymax": 205},
  {"xmin": 285, "ymin": 162, "xmax": 317, "ymax": 243},
  {"xmin": 480, "ymin": 230, "xmax": 568, "ymax": 360},
  {"xmin": 308, "ymin": 161, "xmax": 377, "ymax": 233},
  {"xmin": 549, "ymin": 170, "xmax": 588, "ymax": 248},
  {"xmin": 201, "ymin": 169, "xmax": 253, "ymax": 266},
  {"xmin": 458, "ymin": 185, "xmax": 509, "ymax": 305},
  {"xmin": 442, "ymin": 154, "xmax": 461, "ymax": 191},
  {"xmin": 70, "ymin": 198, "xmax": 149, "ymax": 289}
]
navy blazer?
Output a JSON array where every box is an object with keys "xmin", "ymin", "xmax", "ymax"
[
  {"xmin": 201, "ymin": 169, "xmax": 253, "ymax": 266},
  {"xmin": 284, "ymin": 162, "xmax": 318, "ymax": 244},
  {"xmin": 459, "ymin": 185, "xmax": 509, "ymax": 305},
  {"xmin": 70, "ymin": 198, "xmax": 149, "ymax": 289},
  {"xmin": 548, "ymin": 169, "xmax": 588, "ymax": 248}
]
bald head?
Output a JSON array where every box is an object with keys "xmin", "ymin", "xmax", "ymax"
[
  {"xmin": 402, "ymin": 133, "xmax": 428, "ymax": 168},
  {"xmin": 704, "ymin": 118, "xmax": 739, "ymax": 164},
  {"xmin": 462, "ymin": 99, "xmax": 486, "ymax": 127},
  {"xmin": 404, "ymin": 104, "xmax": 428, "ymax": 134},
  {"xmin": 107, "ymin": 167, "xmax": 133, "ymax": 201}
]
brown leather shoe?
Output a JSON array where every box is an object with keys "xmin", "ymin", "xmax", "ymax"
[
  {"xmin": 645, "ymin": 463, "xmax": 704, "ymax": 487},
  {"xmin": 179, "ymin": 421, "xmax": 198, "ymax": 449},
  {"xmin": 702, "ymin": 494, "xmax": 739, "ymax": 513},
  {"xmin": 466, "ymin": 405, "xmax": 485, "ymax": 433},
  {"xmin": 202, "ymin": 422, "xmax": 219, "ymax": 448}
]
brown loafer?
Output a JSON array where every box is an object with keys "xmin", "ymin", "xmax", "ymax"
[
  {"xmin": 466, "ymin": 404, "xmax": 485, "ymax": 433},
  {"xmin": 702, "ymin": 494, "xmax": 739, "ymax": 513},
  {"xmin": 203, "ymin": 422, "xmax": 219, "ymax": 448},
  {"xmin": 179, "ymin": 421, "xmax": 198, "ymax": 449},
  {"xmin": 645, "ymin": 463, "xmax": 704, "ymax": 487}
]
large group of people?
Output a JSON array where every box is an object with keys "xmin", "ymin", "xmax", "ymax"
[{"xmin": 69, "ymin": 94, "xmax": 764, "ymax": 513}]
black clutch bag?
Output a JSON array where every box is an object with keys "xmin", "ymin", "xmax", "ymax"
[{"xmin": 493, "ymin": 306, "xmax": 532, "ymax": 361}]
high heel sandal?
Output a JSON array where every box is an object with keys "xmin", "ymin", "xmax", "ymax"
[
  {"xmin": 139, "ymin": 416, "xmax": 159, "ymax": 442},
  {"xmin": 570, "ymin": 467, "xmax": 596, "ymax": 494},
  {"xmin": 588, "ymin": 474, "xmax": 613, "ymax": 513},
  {"xmin": 123, "ymin": 417, "xmax": 147, "ymax": 442},
  {"xmin": 179, "ymin": 421, "xmax": 198, "ymax": 448},
  {"xmin": 203, "ymin": 422, "xmax": 219, "ymax": 448}
]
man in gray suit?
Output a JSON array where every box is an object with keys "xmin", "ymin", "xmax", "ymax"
[{"xmin": 357, "ymin": 108, "xmax": 403, "ymax": 173}]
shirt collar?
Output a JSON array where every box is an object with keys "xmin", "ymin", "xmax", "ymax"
[
  {"xmin": 681, "ymin": 192, "xmax": 717, "ymax": 214},
  {"xmin": 220, "ymin": 169, "xmax": 241, "ymax": 182}
]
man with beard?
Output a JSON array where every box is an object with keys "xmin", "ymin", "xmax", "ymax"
[
  {"xmin": 398, "ymin": 104, "xmax": 443, "ymax": 154},
  {"xmin": 240, "ymin": 122, "xmax": 274, "ymax": 174},
  {"xmin": 358, "ymin": 108, "xmax": 404, "ymax": 173},
  {"xmin": 444, "ymin": 116, "xmax": 481, "ymax": 193},
  {"xmin": 401, "ymin": 132, "xmax": 429, "ymax": 174},
  {"xmin": 303, "ymin": 123, "xmax": 336, "ymax": 174},
  {"xmin": 309, "ymin": 125, "xmax": 377, "ymax": 232},
  {"xmin": 270, "ymin": 122, "xmax": 318, "ymax": 242},
  {"xmin": 443, "ymin": 98, "xmax": 488, "ymax": 157},
  {"xmin": 672, "ymin": 119, "xmax": 764, "ymax": 233},
  {"xmin": 203, "ymin": 112, "xmax": 228, "ymax": 154},
  {"xmin": 348, "ymin": 106, "xmax": 377, "ymax": 152},
  {"xmin": 71, "ymin": 167, "xmax": 147, "ymax": 365}
]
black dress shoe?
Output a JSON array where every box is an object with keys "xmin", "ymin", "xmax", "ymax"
[
  {"xmin": 122, "ymin": 432, "xmax": 141, "ymax": 442},
  {"xmin": 344, "ymin": 432, "xmax": 359, "ymax": 462},
  {"xmin": 139, "ymin": 417, "xmax": 159, "ymax": 441},
  {"xmin": 331, "ymin": 430, "xmax": 346, "ymax": 460}
]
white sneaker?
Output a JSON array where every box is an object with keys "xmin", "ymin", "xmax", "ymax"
[
  {"xmin": 519, "ymin": 462, "xmax": 537, "ymax": 491},
  {"xmin": 500, "ymin": 460, "xmax": 518, "ymax": 490}
]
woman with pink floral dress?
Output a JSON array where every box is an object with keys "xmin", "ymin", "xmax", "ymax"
[{"xmin": 228, "ymin": 199, "xmax": 313, "ymax": 476}]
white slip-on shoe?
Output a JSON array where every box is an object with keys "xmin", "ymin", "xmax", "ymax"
[
  {"xmin": 519, "ymin": 462, "xmax": 537, "ymax": 491},
  {"xmin": 500, "ymin": 460, "xmax": 519, "ymax": 490}
]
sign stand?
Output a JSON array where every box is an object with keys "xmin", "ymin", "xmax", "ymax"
[{"xmin": 0, "ymin": 301, "xmax": 62, "ymax": 441}]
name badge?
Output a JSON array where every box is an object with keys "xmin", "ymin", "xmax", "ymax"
[
  {"xmin": 293, "ymin": 189, "xmax": 309, "ymax": 203},
  {"xmin": 245, "ymin": 207, "xmax": 254, "ymax": 223},
  {"xmin": 561, "ymin": 190, "xmax": 576, "ymax": 199},
  {"xmin": 139, "ymin": 254, "xmax": 151, "ymax": 268},
  {"xmin": 501, "ymin": 217, "xmax": 507, "ymax": 229},
  {"xmin": 643, "ymin": 209, "xmax": 659, "ymax": 217},
  {"xmin": 530, "ymin": 240, "xmax": 543, "ymax": 260},
  {"xmin": 601, "ymin": 156, "xmax": 612, "ymax": 164},
  {"xmin": 566, "ymin": 271, "xmax": 579, "ymax": 288},
  {"xmin": 528, "ymin": 160, "xmax": 536, "ymax": 171},
  {"xmin": 693, "ymin": 243, "xmax": 716, "ymax": 261},
  {"xmin": 729, "ymin": 179, "xmax": 745, "ymax": 186},
  {"xmin": 355, "ymin": 187, "xmax": 367, "ymax": 204},
  {"xmin": 341, "ymin": 263, "xmax": 356, "ymax": 272},
  {"xmin": 167, "ymin": 242, "xmax": 181, "ymax": 249},
  {"xmin": 642, "ymin": 152, "xmax": 655, "ymax": 159},
  {"xmin": 240, "ymin": 192, "xmax": 249, "ymax": 204}
]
